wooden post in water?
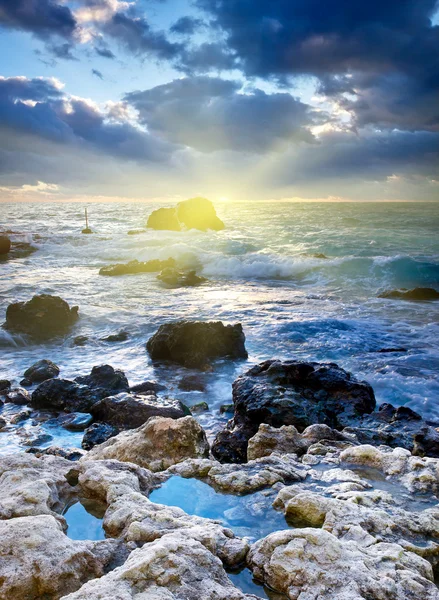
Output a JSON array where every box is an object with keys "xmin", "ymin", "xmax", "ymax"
[{"xmin": 82, "ymin": 207, "xmax": 93, "ymax": 234}]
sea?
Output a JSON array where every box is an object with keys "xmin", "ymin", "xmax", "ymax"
[{"xmin": 1, "ymin": 201, "xmax": 438, "ymax": 454}]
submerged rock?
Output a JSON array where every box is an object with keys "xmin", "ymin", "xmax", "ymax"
[
  {"xmin": 4, "ymin": 294, "xmax": 79, "ymax": 341},
  {"xmin": 0, "ymin": 234, "xmax": 11, "ymax": 254},
  {"xmin": 81, "ymin": 422, "xmax": 119, "ymax": 450},
  {"xmin": 157, "ymin": 267, "xmax": 207, "ymax": 287},
  {"xmin": 83, "ymin": 416, "xmax": 210, "ymax": 471},
  {"xmin": 212, "ymin": 360, "xmax": 375, "ymax": 463},
  {"xmin": 178, "ymin": 374, "xmax": 207, "ymax": 392},
  {"xmin": 146, "ymin": 321, "xmax": 248, "ymax": 369},
  {"xmin": 100, "ymin": 330, "xmax": 129, "ymax": 343},
  {"xmin": 31, "ymin": 365, "xmax": 129, "ymax": 413},
  {"xmin": 99, "ymin": 257, "xmax": 175, "ymax": 276},
  {"xmin": 379, "ymin": 287, "xmax": 439, "ymax": 301},
  {"xmin": 130, "ymin": 380, "xmax": 167, "ymax": 394},
  {"xmin": 147, "ymin": 197, "xmax": 225, "ymax": 232},
  {"xmin": 91, "ymin": 392, "xmax": 190, "ymax": 429},
  {"xmin": 23, "ymin": 359, "xmax": 60, "ymax": 384},
  {"xmin": 2, "ymin": 386, "xmax": 30, "ymax": 405}
]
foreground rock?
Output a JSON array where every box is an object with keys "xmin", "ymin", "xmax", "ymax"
[
  {"xmin": 81, "ymin": 422, "xmax": 119, "ymax": 450},
  {"xmin": 212, "ymin": 360, "xmax": 375, "ymax": 462},
  {"xmin": 4, "ymin": 294, "xmax": 79, "ymax": 340},
  {"xmin": 99, "ymin": 257, "xmax": 175, "ymax": 276},
  {"xmin": 23, "ymin": 359, "xmax": 60, "ymax": 384},
  {"xmin": 147, "ymin": 197, "xmax": 225, "ymax": 232},
  {"xmin": 0, "ymin": 234, "xmax": 11, "ymax": 254},
  {"xmin": 31, "ymin": 365, "xmax": 129, "ymax": 412},
  {"xmin": 147, "ymin": 321, "xmax": 248, "ymax": 369},
  {"xmin": 90, "ymin": 392, "xmax": 189, "ymax": 429},
  {"xmin": 379, "ymin": 287, "xmax": 439, "ymax": 301},
  {"xmin": 248, "ymin": 528, "xmax": 438, "ymax": 599},
  {"xmin": 83, "ymin": 416, "xmax": 210, "ymax": 471},
  {"xmin": 157, "ymin": 267, "xmax": 207, "ymax": 287}
]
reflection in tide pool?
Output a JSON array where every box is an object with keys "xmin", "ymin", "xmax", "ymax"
[
  {"xmin": 228, "ymin": 568, "xmax": 285, "ymax": 599},
  {"xmin": 149, "ymin": 476, "xmax": 291, "ymax": 541},
  {"xmin": 63, "ymin": 499, "xmax": 106, "ymax": 540}
]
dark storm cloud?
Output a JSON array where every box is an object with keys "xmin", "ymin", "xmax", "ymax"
[
  {"xmin": 125, "ymin": 76, "xmax": 320, "ymax": 153},
  {"xmin": 0, "ymin": 76, "xmax": 173, "ymax": 163},
  {"xmin": 0, "ymin": 0, "xmax": 77, "ymax": 40}
]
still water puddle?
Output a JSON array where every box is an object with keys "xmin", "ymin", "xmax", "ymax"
[
  {"xmin": 63, "ymin": 498, "xmax": 106, "ymax": 540},
  {"xmin": 149, "ymin": 476, "xmax": 291, "ymax": 541},
  {"xmin": 228, "ymin": 567, "xmax": 286, "ymax": 599}
]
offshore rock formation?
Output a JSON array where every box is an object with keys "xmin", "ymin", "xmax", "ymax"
[
  {"xmin": 146, "ymin": 320, "xmax": 248, "ymax": 369},
  {"xmin": 0, "ymin": 234, "xmax": 11, "ymax": 254},
  {"xmin": 212, "ymin": 360, "xmax": 376, "ymax": 463},
  {"xmin": 157, "ymin": 267, "xmax": 207, "ymax": 287},
  {"xmin": 147, "ymin": 197, "xmax": 225, "ymax": 232},
  {"xmin": 379, "ymin": 287, "xmax": 439, "ymax": 301},
  {"xmin": 99, "ymin": 257, "xmax": 175, "ymax": 276},
  {"xmin": 4, "ymin": 294, "xmax": 79, "ymax": 341}
]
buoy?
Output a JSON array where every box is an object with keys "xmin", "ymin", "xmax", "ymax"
[{"xmin": 82, "ymin": 208, "xmax": 93, "ymax": 234}]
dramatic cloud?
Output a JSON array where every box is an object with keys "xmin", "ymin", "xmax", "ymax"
[
  {"xmin": 170, "ymin": 16, "xmax": 204, "ymax": 35},
  {"xmin": 0, "ymin": 0, "xmax": 77, "ymax": 40},
  {"xmin": 126, "ymin": 76, "xmax": 320, "ymax": 153}
]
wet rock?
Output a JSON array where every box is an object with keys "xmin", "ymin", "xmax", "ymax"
[
  {"xmin": 130, "ymin": 380, "xmax": 167, "ymax": 394},
  {"xmin": 99, "ymin": 257, "xmax": 175, "ymax": 276},
  {"xmin": 4, "ymin": 294, "xmax": 79, "ymax": 341},
  {"xmin": 212, "ymin": 360, "xmax": 375, "ymax": 463},
  {"xmin": 10, "ymin": 408, "xmax": 32, "ymax": 423},
  {"xmin": 0, "ymin": 379, "xmax": 11, "ymax": 391},
  {"xmin": 191, "ymin": 401, "xmax": 209, "ymax": 414},
  {"xmin": 31, "ymin": 366, "xmax": 129, "ymax": 413},
  {"xmin": 82, "ymin": 422, "xmax": 119, "ymax": 450},
  {"xmin": 72, "ymin": 335, "xmax": 88, "ymax": 346},
  {"xmin": 61, "ymin": 532, "xmax": 248, "ymax": 600},
  {"xmin": 62, "ymin": 413, "xmax": 93, "ymax": 431},
  {"xmin": 127, "ymin": 228, "xmax": 146, "ymax": 235},
  {"xmin": 91, "ymin": 392, "xmax": 190, "ymax": 429},
  {"xmin": 21, "ymin": 431, "xmax": 53, "ymax": 447},
  {"xmin": 0, "ymin": 515, "xmax": 117, "ymax": 600},
  {"xmin": 220, "ymin": 403, "xmax": 234, "ymax": 414},
  {"xmin": 379, "ymin": 287, "xmax": 439, "ymax": 301},
  {"xmin": 0, "ymin": 416, "xmax": 6, "ymax": 430},
  {"xmin": 0, "ymin": 240, "xmax": 37, "ymax": 260},
  {"xmin": 100, "ymin": 330, "xmax": 129, "ymax": 342},
  {"xmin": 248, "ymin": 528, "xmax": 438, "ymax": 599},
  {"xmin": 147, "ymin": 321, "xmax": 248, "ymax": 369},
  {"xmin": 23, "ymin": 359, "xmax": 60, "ymax": 383},
  {"xmin": 26, "ymin": 446, "xmax": 86, "ymax": 461},
  {"xmin": 3, "ymin": 386, "xmax": 31, "ymax": 405},
  {"xmin": 83, "ymin": 416, "xmax": 210, "ymax": 471},
  {"xmin": 0, "ymin": 234, "xmax": 11, "ymax": 254},
  {"xmin": 179, "ymin": 374, "xmax": 207, "ymax": 392},
  {"xmin": 247, "ymin": 423, "xmax": 349, "ymax": 461},
  {"xmin": 147, "ymin": 197, "xmax": 225, "ymax": 232},
  {"xmin": 157, "ymin": 267, "xmax": 207, "ymax": 287}
]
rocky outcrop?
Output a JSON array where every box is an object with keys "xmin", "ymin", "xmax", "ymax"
[
  {"xmin": 31, "ymin": 365, "xmax": 129, "ymax": 412},
  {"xmin": 157, "ymin": 267, "xmax": 207, "ymax": 287},
  {"xmin": 379, "ymin": 287, "xmax": 439, "ymax": 301},
  {"xmin": 4, "ymin": 294, "xmax": 79, "ymax": 341},
  {"xmin": 0, "ymin": 234, "xmax": 11, "ymax": 254},
  {"xmin": 147, "ymin": 197, "xmax": 225, "ymax": 232},
  {"xmin": 212, "ymin": 360, "xmax": 375, "ymax": 463},
  {"xmin": 23, "ymin": 359, "xmax": 60, "ymax": 384},
  {"xmin": 248, "ymin": 528, "xmax": 438, "ymax": 599},
  {"xmin": 2, "ymin": 386, "xmax": 30, "ymax": 404},
  {"xmin": 0, "ymin": 515, "xmax": 117, "ymax": 600},
  {"xmin": 90, "ymin": 392, "xmax": 189, "ymax": 429},
  {"xmin": 147, "ymin": 321, "xmax": 248, "ymax": 369},
  {"xmin": 99, "ymin": 257, "xmax": 175, "ymax": 276},
  {"xmin": 83, "ymin": 416, "xmax": 210, "ymax": 471}
]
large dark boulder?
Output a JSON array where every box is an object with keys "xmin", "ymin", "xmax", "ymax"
[
  {"xmin": 146, "ymin": 321, "xmax": 248, "ymax": 369},
  {"xmin": 212, "ymin": 360, "xmax": 376, "ymax": 463},
  {"xmin": 147, "ymin": 198, "xmax": 224, "ymax": 232},
  {"xmin": 0, "ymin": 235, "xmax": 11, "ymax": 254},
  {"xmin": 23, "ymin": 359, "xmax": 60, "ymax": 384},
  {"xmin": 91, "ymin": 392, "xmax": 190, "ymax": 429},
  {"xmin": 379, "ymin": 287, "xmax": 439, "ymax": 301},
  {"xmin": 157, "ymin": 268, "xmax": 207, "ymax": 288},
  {"xmin": 99, "ymin": 258, "xmax": 175, "ymax": 277},
  {"xmin": 4, "ymin": 294, "xmax": 78, "ymax": 340},
  {"xmin": 31, "ymin": 365, "xmax": 129, "ymax": 412}
]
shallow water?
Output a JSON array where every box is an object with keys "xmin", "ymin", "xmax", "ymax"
[
  {"xmin": 0, "ymin": 201, "xmax": 439, "ymax": 456},
  {"xmin": 149, "ymin": 476, "xmax": 290, "ymax": 541},
  {"xmin": 63, "ymin": 498, "xmax": 106, "ymax": 540},
  {"xmin": 228, "ymin": 567, "xmax": 285, "ymax": 599}
]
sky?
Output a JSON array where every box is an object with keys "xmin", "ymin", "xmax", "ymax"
[{"xmin": 0, "ymin": 0, "xmax": 438, "ymax": 202}]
